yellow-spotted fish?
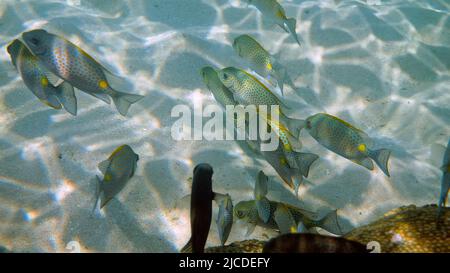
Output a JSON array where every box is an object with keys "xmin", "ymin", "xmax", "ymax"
[
  {"xmin": 215, "ymin": 193, "xmax": 234, "ymax": 246},
  {"xmin": 201, "ymin": 67, "xmax": 316, "ymax": 196},
  {"xmin": 217, "ymin": 67, "xmax": 302, "ymax": 131},
  {"xmin": 438, "ymin": 138, "xmax": 450, "ymax": 216},
  {"xmin": 245, "ymin": 0, "xmax": 301, "ymax": 46},
  {"xmin": 304, "ymin": 113, "xmax": 391, "ymax": 176},
  {"xmin": 22, "ymin": 29, "xmax": 144, "ymax": 116},
  {"xmin": 200, "ymin": 66, "xmax": 236, "ymax": 108},
  {"xmin": 232, "ymin": 34, "xmax": 295, "ymax": 95},
  {"xmin": 93, "ymin": 144, "xmax": 139, "ymax": 210},
  {"xmin": 234, "ymin": 171, "xmax": 342, "ymax": 235},
  {"xmin": 7, "ymin": 39, "xmax": 77, "ymax": 115},
  {"xmin": 217, "ymin": 67, "xmax": 313, "ymax": 173}
]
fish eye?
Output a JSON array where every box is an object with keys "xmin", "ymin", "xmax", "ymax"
[
  {"xmin": 30, "ymin": 37, "xmax": 39, "ymax": 45},
  {"xmin": 236, "ymin": 210, "xmax": 243, "ymax": 218},
  {"xmin": 223, "ymin": 73, "xmax": 228, "ymax": 80},
  {"xmin": 306, "ymin": 120, "xmax": 312, "ymax": 129}
]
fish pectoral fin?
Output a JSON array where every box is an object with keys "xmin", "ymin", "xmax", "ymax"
[
  {"xmin": 245, "ymin": 223, "xmax": 256, "ymax": 237},
  {"xmin": 352, "ymin": 157, "xmax": 374, "ymax": 171},
  {"xmin": 39, "ymin": 64, "xmax": 63, "ymax": 86},
  {"xmin": 274, "ymin": 204, "xmax": 296, "ymax": 234},
  {"xmin": 54, "ymin": 81, "xmax": 77, "ymax": 116},
  {"xmin": 98, "ymin": 159, "xmax": 111, "ymax": 175},
  {"xmin": 295, "ymin": 152, "xmax": 319, "ymax": 178},
  {"xmin": 256, "ymin": 197, "xmax": 271, "ymax": 223}
]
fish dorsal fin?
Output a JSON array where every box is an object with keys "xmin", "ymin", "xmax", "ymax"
[
  {"xmin": 108, "ymin": 145, "xmax": 126, "ymax": 160},
  {"xmin": 98, "ymin": 159, "xmax": 111, "ymax": 175},
  {"xmin": 241, "ymin": 70, "xmax": 288, "ymax": 108},
  {"xmin": 324, "ymin": 113, "xmax": 368, "ymax": 135}
]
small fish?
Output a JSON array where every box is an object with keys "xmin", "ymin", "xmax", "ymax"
[
  {"xmin": 304, "ymin": 113, "xmax": 391, "ymax": 176},
  {"xmin": 22, "ymin": 29, "xmax": 144, "ymax": 116},
  {"xmin": 263, "ymin": 233, "xmax": 368, "ymax": 253},
  {"xmin": 215, "ymin": 193, "xmax": 234, "ymax": 246},
  {"xmin": 438, "ymin": 138, "xmax": 450, "ymax": 216},
  {"xmin": 232, "ymin": 34, "xmax": 295, "ymax": 95},
  {"xmin": 249, "ymin": 138, "xmax": 317, "ymax": 196},
  {"xmin": 217, "ymin": 67, "xmax": 304, "ymax": 130},
  {"xmin": 7, "ymin": 39, "xmax": 77, "ymax": 115},
  {"xmin": 234, "ymin": 171, "xmax": 342, "ymax": 235},
  {"xmin": 201, "ymin": 66, "xmax": 237, "ymax": 108},
  {"xmin": 245, "ymin": 0, "xmax": 301, "ymax": 46},
  {"xmin": 181, "ymin": 163, "xmax": 215, "ymax": 253},
  {"xmin": 93, "ymin": 145, "xmax": 139, "ymax": 210}
]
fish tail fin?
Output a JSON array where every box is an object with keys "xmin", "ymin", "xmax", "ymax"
[
  {"xmin": 285, "ymin": 18, "xmax": 301, "ymax": 46},
  {"xmin": 368, "ymin": 148, "xmax": 391, "ymax": 177},
  {"xmin": 295, "ymin": 152, "xmax": 319, "ymax": 177},
  {"xmin": 54, "ymin": 81, "xmax": 77, "ymax": 116},
  {"xmin": 318, "ymin": 209, "xmax": 343, "ymax": 235},
  {"xmin": 111, "ymin": 90, "xmax": 144, "ymax": 116},
  {"xmin": 180, "ymin": 238, "xmax": 193, "ymax": 253},
  {"xmin": 92, "ymin": 175, "xmax": 102, "ymax": 214}
]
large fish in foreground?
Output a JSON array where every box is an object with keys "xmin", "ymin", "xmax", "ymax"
[
  {"xmin": 232, "ymin": 34, "xmax": 295, "ymax": 95},
  {"xmin": 304, "ymin": 113, "xmax": 391, "ymax": 177},
  {"xmin": 244, "ymin": 0, "xmax": 301, "ymax": 46},
  {"xmin": 181, "ymin": 163, "xmax": 215, "ymax": 253},
  {"xmin": 438, "ymin": 138, "xmax": 450, "ymax": 217},
  {"xmin": 22, "ymin": 29, "xmax": 144, "ymax": 116},
  {"xmin": 234, "ymin": 171, "xmax": 342, "ymax": 235},
  {"xmin": 7, "ymin": 39, "xmax": 77, "ymax": 115},
  {"xmin": 93, "ymin": 145, "xmax": 139, "ymax": 210}
]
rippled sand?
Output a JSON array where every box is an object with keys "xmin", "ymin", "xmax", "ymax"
[{"xmin": 0, "ymin": 0, "xmax": 448, "ymax": 252}]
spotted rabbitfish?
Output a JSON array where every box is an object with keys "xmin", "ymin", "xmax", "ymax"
[
  {"xmin": 93, "ymin": 145, "xmax": 139, "ymax": 211},
  {"xmin": 304, "ymin": 113, "xmax": 391, "ymax": 177},
  {"xmin": 22, "ymin": 29, "xmax": 144, "ymax": 116},
  {"xmin": 7, "ymin": 39, "xmax": 77, "ymax": 115},
  {"xmin": 233, "ymin": 34, "xmax": 295, "ymax": 95},
  {"xmin": 244, "ymin": 0, "xmax": 302, "ymax": 46}
]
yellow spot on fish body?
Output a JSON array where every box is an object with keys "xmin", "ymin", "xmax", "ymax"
[
  {"xmin": 99, "ymin": 80, "xmax": 108, "ymax": 89},
  {"xmin": 358, "ymin": 144, "xmax": 367, "ymax": 152},
  {"xmin": 266, "ymin": 63, "xmax": 273, "ymax": 71},
  {"xmin": 41, "ymin": 77, "xmax": 49, "ymax": 87},
  {"xmin": 105, "ymin": 174, "xmax": 112, "ymax": 182},
  {"xmin": 290, "ymin": 226, "xmax": 297, "ymax": 233},
  {"xmin": 279, "ymin": 157, "xmax": 287, "ymax": 166},
  {"xmin": 276, "ymin": 9, "xmax": 285, "ymax": 19}
]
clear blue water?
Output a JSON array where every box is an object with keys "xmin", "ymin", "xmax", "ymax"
[{"xmin": 0, "ymin": 0, "xmax": 449, "ymax": 252}]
